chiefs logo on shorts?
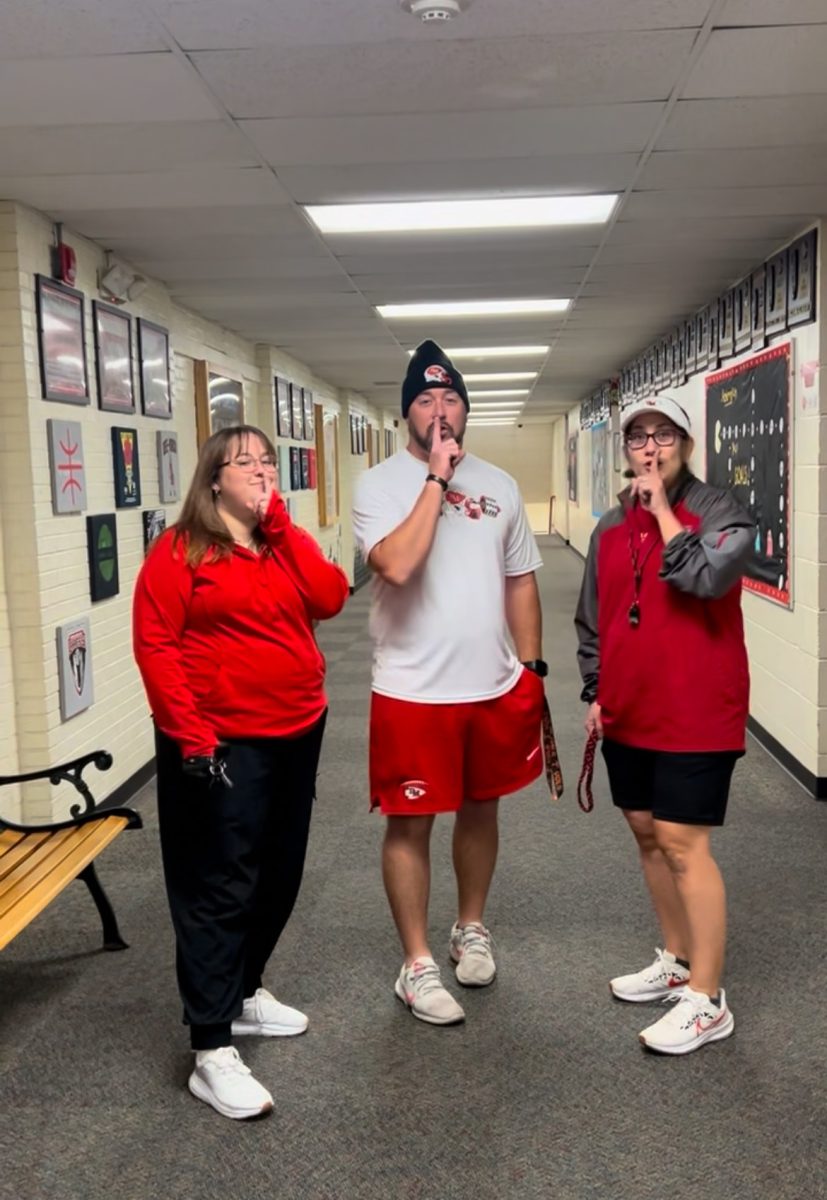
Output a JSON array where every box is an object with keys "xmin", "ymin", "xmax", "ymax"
[
  {"xmin": 402, "ymin": 780, "xmax": 428, "ymax": 801},
  {"xmin": 424, "ymin": 364, "xmax": 452, "ymax": 386}
]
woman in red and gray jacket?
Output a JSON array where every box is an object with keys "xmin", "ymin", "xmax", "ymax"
[
  {"xmin": 575, "ymin": 396, "xmax": 754, "ymax": 1057},
  {"xmin": 133, "ymin": 424, "xmax": 348, "ymax": 1120}
]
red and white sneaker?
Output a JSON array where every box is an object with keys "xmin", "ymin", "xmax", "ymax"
[
  {"xmin": 610, "ymin": 948, "xmax": 690, "ymax": 1002},
  {"xmin": 638, "ymin": 987, "xmax": 735, "ymax": 1055},
  {"xmin": 394, "ymin": 957, "xmax": 465, "ymax": 1026},
  {"xmin": 449, "ymin": 922, "xmax": 496, "ymax": 987}
]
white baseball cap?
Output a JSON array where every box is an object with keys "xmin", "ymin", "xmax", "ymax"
[{"xmin": 620, "ymin": 395, "xmax": 691, "ymax": 437}]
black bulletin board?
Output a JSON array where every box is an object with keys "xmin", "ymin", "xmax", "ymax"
[{"xmin": 705, "ymin": 342, "xmax": 791, "ymax": 608}]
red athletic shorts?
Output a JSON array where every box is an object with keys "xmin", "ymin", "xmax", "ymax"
[{"xmin": 369, "ymin": 668, "xmax": 545, "ymax": 816}]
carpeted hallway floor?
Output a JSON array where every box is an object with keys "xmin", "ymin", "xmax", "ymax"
[{"xmin": 1, "ymin": 536, "xmax": 825, "ymax": 1200}]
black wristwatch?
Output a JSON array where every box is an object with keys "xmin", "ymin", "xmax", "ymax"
[{"xmin": 522, "ymin": 659, "xmax": 548, "ymax": 678}]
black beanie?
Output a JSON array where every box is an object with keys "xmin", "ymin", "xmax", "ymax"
[{"xmin": 401, "ymin": 340, "xmax": 469, "ymax": 417}]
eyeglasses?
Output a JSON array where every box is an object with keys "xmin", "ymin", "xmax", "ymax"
[
  {"xmin": 624, "ymin": 428, "xmax": 685, "ymax": 451},
  {"xmin": 219, "ymin": 455, "xmax": 277, "ymax": 472}
]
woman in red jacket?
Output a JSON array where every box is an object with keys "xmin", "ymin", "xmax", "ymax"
[
  {"xmin": 575, "ymin": 396, "xmax": 754, "ymax": 1057},
  {"xmin": 133, "ymin": 424, "xmax": 348, "ymax": 1119}
]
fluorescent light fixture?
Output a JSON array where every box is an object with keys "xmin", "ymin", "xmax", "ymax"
[
  {"xmin": 466, "ymin": 419, "xmax": 517, "ymax": 426},
  {"xmin": 467, "ymin": 389, "xmax": 530, "ymax": 398},
  {"xmin": 407, "ymin": 345, "xmax": 548, "ymax": 358},
  {"xmin": 469, "ymin": 402, "xmax": 524, "ymax": 410},
  {"xmin": 446, "ymin": 345, "xmax": 549, "ymax": 358},
  {"xmin": 463, "ymin": 372, "xmax": 536, "ymax": 383},
  {"xmin": 380, "ymin": 299, "xmax": 569, "ymax": 319},
  {"xmin": 305, "ymin": 194, "xmax": 617, "ymax": 234}
]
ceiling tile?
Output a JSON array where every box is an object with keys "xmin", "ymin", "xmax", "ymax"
[
  {"xmin": 660, "ymin": 96, "xmax": 827, "ymax": 150},
  {"xmin": 337, "ymin": 248, "xmax": 595, "ymax": 275},
  {"xmin": 0, "ymin": 168, "xmax": 287, "ymax": 211},
  {"xmin": 718, "ymin": 0, "xmax": 827, "ymax": 24},
  {"xmin": 0, "ymin": 0, "xmax": 165, "ymax": 57},
  {"xmin": 625, "ymin": 186, "xmax": 827, "ymax": 219},
  {"xmin": 105, "ymin": 233, "xmax": 331, "ymax": 262},
  {"xmin": 610, "ymin": 214, "xmax": 814, "ymax": 243},
  {"xmin": 143, "ymin": 258, "xmax": 347, "ymax": 282},
  {"xmin": 640, "ymin": 147, "xmax": 827, "ymax": 190},
  {"xmin": 242, "ymin": 105, "xmax": 664, "ymax": 166},
  {"xmin": 0, "ymin": 55, "xmax": 217, "ymax": 126},
  {"xmin": 192, "ymin": 31, "xmax": 696, "ymax": 119},
  {"xmin": 684, "ymin": 27, "xmax": 827, "ymax": 99},
  {"xmin": 56, "ymin": 205, "xmax": 313, "ymax": 239},
  {"xmin": 0, "ymin": 122, "xmax": 254, "ymax": 175}
]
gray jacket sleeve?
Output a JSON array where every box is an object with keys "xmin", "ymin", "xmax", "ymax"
[
  {"xmin": 574, "ymin": 525, "xmax": 601, "ymax": 704},
  {"xmin": 660, "ymin": 484, "xmax": 756, "ymax": 600}
]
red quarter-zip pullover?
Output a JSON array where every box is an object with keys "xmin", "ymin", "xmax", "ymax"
[
  {"xmin": 575, "ymin": 474, "xmax": 755, "ymax": 753},
  {"xmin": 133, "ymin": 497, "xmax": 349, "ymax": 758}
]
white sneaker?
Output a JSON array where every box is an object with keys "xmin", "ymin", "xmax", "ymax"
[
  {"xmin": 449, "ymin": 922, "xmax": 496, "ymax": 987},
  {"xmin": 188, "ymin": 1046, "xmax": 274, "ymax": 1120},
  {"xmin": 610, "ymin": 948, "xmax": 690, "ymax": 1002},
  {"xmin": 231, "ymin": 988, "xmax": 309, "ymax": 1037},
  {"xmin": 639, "ymin": 987, "xmax": 735, "ymax": 1055},
  {"xmin": 394, "ymin": 956, "xmax": 465, "ymax": 1026}
]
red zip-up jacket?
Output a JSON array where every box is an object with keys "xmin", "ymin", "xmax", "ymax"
[
  {"xmin": 133, "ymin": 494, "xmax": 349, "ymax": 758},
  {"xmin": 575, "ymin": 473, "xmax": 755, "ymax": 753}
]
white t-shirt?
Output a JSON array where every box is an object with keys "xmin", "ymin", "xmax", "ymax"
[{"xmin": 352, "ymin": 449, "xmax": 543, "ymax": 703}]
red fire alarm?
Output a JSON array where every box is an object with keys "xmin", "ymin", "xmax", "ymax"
[{"xmin": 52, "ymin": 224, "xmax": 77, "ymax": 286}]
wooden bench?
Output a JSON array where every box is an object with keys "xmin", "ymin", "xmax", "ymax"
[{"xmin": 0, "ymin": 750, "xmax": 142, "ymax": 953}]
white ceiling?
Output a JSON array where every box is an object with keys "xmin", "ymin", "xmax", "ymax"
[{"xmin": 0, "ymin": 0, "xmax": 825, "ymax": 412}]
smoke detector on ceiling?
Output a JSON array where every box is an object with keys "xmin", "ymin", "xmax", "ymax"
[{"xmin": 400, "ymin": 0, "xmax": 471, "ymax": 23}]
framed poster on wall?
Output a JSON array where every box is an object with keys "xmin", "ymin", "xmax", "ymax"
[
  {"xmin": 765, "ymin": 250, "xmax": 788, "ymax": 337},
  {"xmin": 302, "ymin": 389, "xmax": 314, "ymax": 441},
  {"xmin": 291, "ymin": 383, "xmax": 304, "ymax": 440},
  {"xmin": 111, "ymin": 426, "xmax": 141, "ymax": 508},
  {"xmin": 137, "ymin": 318, "xmax": 172, "ymax": 418},
  {"xmin": 275, "ymin": 376, "xmax": 292, "ymax": 439},
  {"xmin": 705, "ymin": 342, "xmax": 792, "ymax": 608},
  {"xmin": 751, "ymin": 267, "xmax": 766, "ymax": 349},
  {"xmin": 36, "ymin": 276, "xmax": 89, "ymax": 405},
  {"xmin": 590, "ymin": 421, "xmax": 611, "ymax": 518},
  {"xmin": 787, "ymin": 229, "xmax": 817, "ymax": 327},
  {"xmin": 93, "ymin": 301, "xmax": 134, "ymax": 413}
]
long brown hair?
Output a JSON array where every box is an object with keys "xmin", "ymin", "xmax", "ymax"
[{"xmin": 173, "ymin": 425, "xmax": 278, "ymax": 566}]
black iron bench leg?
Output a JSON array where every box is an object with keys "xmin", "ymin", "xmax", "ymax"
[{"xmin": 76, "ymin": 863, "xmax": 129, "ymax": 951}]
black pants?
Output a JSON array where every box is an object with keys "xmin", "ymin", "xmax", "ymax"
[{"xmin": 155, "ymin": 714, "xmax": 327, "ymax": 1050}]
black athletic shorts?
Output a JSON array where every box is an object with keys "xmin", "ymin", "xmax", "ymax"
[{"xmin": 601, "ymin": 738, "xmax": 743, "ymax": 826}]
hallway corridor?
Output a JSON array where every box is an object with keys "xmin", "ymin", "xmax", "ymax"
[{"xmin": 1, "ymin": 537, "xmax": 825, "ymax": 1200}]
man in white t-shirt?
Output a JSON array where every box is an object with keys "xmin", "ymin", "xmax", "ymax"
[{"xmin": 352, "ymin": 339, "xmax": 546, "ymax": 1027}]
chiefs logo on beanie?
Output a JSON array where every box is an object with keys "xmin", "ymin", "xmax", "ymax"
[{"xmin": 402, "ymin": 340, "xmax": 469, "ymax": 417}]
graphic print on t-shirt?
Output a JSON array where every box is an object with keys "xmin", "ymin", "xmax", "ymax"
[{"xmin": 444, "ymin": 489, "xmax": 502, "ymax": 521}]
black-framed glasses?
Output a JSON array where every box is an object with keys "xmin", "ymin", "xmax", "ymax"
[
  {"xmin": 624, "ymin": 428, "xmax": 685, "ymax": 451},
  {"xmin": 219, "ymin": 455, "xmax": 277, "ymax": 472}
]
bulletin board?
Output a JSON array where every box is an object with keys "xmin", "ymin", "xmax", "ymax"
[{"xmin": 705, "ymin": 342, "xmax": 792, "ymax": 607}]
